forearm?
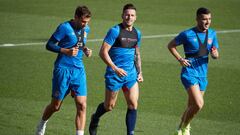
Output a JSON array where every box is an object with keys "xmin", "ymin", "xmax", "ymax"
[
  {"xmin": 135, "ymin": 48, "xmax": 142, "ymax": 74},
  {"xmin": 46, "ymin": 36, "xmax": 61, "ymax": 53},
  {"xmin": 167, "ymin": 40, "xmax": 183, "ymax": 60},
  {"xmin": 99, "ymin": 51, "xmax": 117, "ymax": 71}
]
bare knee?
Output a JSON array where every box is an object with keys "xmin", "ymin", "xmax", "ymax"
[
  {"xmin": 49, "ymin": 104, "xmax": 61, "ymax": 112},
  {"xmin": 104, "ymin": 103, "xmax": 116, "ymax": 111},
  {"xmin": 76, "ymin": 102, "xmax": 87, "ymax": 113},
  {"xmin": 193, "ymin": 100, "xmax": 204, "ymax": 111},
  {"xmin": 127, "ymin": 102, "xmax": 138, "ymax": 110}
]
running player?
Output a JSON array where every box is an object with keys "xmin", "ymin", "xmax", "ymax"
[
  {"xmin": 35, "ymin": 5, "xmax": 92, "ymax": 135},
  {"xmin": 167, "ymin": 7, "xmax": 219, "ymax": 135},
  {"xmin": 88, "ymin": 3, "xmax": 143, "ymax": 135}
]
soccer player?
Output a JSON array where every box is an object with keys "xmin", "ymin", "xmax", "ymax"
[
  {"xmin": 35, "ymin": 5, "xmax": 92, "ymax": 135},
  {"xmin": 167, "ymin": 7, "xmax": 219, "ymax": 135},
  {"xmin": 88, "ymin": 3, "xmax": 143, "ymax": 135}
]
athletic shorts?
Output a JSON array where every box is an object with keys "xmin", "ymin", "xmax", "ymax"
[
  {"xmin": 105, "ymin": 70, "xmax": 137, "ymax": 92},
  {"xmin": 52, "ymin": 67, "xmax": 87, "ymax": 100},
  {"xmin": 181, "ymin": 74, "xmax": 208, "ymax": 91}
]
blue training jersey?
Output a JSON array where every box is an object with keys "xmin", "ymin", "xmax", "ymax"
[
  {"xmin": 175, "ymin": 27, "xmax": 219, "ymax": 77},
  {"xmin": 52, "ymin": 21, "xmax": 90, "ymax": 68},
  {"xmin": 104, "ymin": 24, "xmax": 141, "ymax": 72}
]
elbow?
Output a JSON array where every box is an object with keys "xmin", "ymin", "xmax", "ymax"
[
  {"xmin": 99, "ymin": 50, "xmax": 105, "ymax": 59},
  {"xmin": 46, "ymin": 43, "xmax": 50, "ymax": 51}
]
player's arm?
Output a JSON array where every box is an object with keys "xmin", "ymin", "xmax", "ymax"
[
  {"xmin": 135, "ymin": 47, "xmax": 143, "ymax": 82},
  {"xmin": 46, "ymin": 36, "xmax": 78, "ymax": 56},
  {"xmin": 83, "ymin": 46, "xmax": 92, "ymax": 57},
  {"xmin": 99, "ymin": 42, "xmax": 127, "ymax": 77},
  {"xmin": 210, "ymin": 46, "xmax": 219, "ymax": 59},
  {"xmin": 167, "ymin": 39, "xmax": 191, "ymax": 66}
]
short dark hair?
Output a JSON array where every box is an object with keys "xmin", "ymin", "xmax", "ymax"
[
  {"xmin": 196, "ymin": 7, "xmax": 211, "ymax": 17},
  {"xmin": 123, "ymin": 3, "xmax": 136, "ymax": 13},
  {"xmin": 75, "ymin": 5, "xmax": 91, "ymax": 18}
]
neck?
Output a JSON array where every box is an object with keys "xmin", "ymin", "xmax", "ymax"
[
  {"xmin": 196, "ymin": 26, "xmax": 207, "ymax": 33},
  {"xmin": 122, "ymin": 22, "xmax": 133, "ymax": 31},
  {"xmin": 71, "ymin": 20, "xmax": 82, "ymax": 30}
]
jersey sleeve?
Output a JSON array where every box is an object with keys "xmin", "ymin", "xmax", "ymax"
[
  {"xmin": 212, "ymin": 31, "xmax": 219, "ymax": 49},
  {"xmin": 83, "ymin": 26, "xmax": 90, "ymax": 45},
  {"xmin": 103, "ymin": 27, "xmax": 119, "ymax": 46},
  {"xmin": 52, "ymin": 23, "xmax": 66, "ymax": 41},
  {"xmin": 136, "ymin": 29, "xmax": 141, "ymax": 47},
  {"xmin": 174, "ymin": 31, "xmax": 186, "ymax": 46}
]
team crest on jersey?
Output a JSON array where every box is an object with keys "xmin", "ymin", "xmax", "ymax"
[
  {"xmin": 208, "ymin": 39, "xmax": 212, "ymax": 44},
  {"xmin": 84, "ymin": 31, "xmax": 87, "ymax": 38}
]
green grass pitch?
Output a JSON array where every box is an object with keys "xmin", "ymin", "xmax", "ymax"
[{"xmin": 0, "ymin": 0, "xmax": 240, "ymax": 134}]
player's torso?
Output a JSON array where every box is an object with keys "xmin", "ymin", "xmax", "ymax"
[
  {"xmin": 108, "ymin": 24, "xmax": 139, "ymax": 71},
  {"xmin": 55, "ymin": 21, "xmax": 89, "ymax": 68},
  {"xmin": 183, "ymin": 28, "xmax": 215, "ymax": 54}
]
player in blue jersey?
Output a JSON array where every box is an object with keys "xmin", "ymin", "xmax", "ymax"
[
  {"xmin": 88, "ymin": 3, "xmax": 143, "ymax": 135},
  {"xmin": 168, "ymin": 7, "xmax": 219, "ymax": 135},
  {"xmin": 35, "ymin": 6, "xmax": 92, "ymax": 135}
]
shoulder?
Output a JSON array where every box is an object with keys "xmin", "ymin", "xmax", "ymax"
[
  {"xmin": 84, "ymin": 25, "xmax": 90, "ymax": 33},
  {"xmin": 108, "ymin": 24, "xmax": 120, "ymax": 34},
  {"xmin": 208, "ymin": 28, "xmax": 217, "ymax": 35},
  {"xmin": 182, "ymin": 27, "xmax": 195, "ymax": 36},
  {"xmin": 133, "ymin": 27, "xmax": 141, "ymax": 36},
  {"xmin": 56, "ymin": 21, "xmax": 71, "ymax": 32},
  {"xmin": 105, "ymin": 24, "xmax": 120, "ymax": 38}
]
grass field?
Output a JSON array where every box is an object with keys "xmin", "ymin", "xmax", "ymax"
[{"xmin": 0, "ymin": 0, "xmax": 240, "ymax": 135}]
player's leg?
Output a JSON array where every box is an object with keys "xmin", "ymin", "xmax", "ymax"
[
  {"xmin": 74, "ymin": 96, "xmax": 87, "ymax": 135},
  {"xmin": 123, "ymin": 82, "xmax": 139, "ymax": 135},
  {"xmin": 89, "ymin": 71, "xmax": 122, "ymax": 135},
  {"xmin": 180, "ymin": 84, "xmax": 204, "ymax": 135},
  {"xmin": 71, "ymin": 67, "xmax": 88, "ymax": 135},
  {"xmin": 89, "ymin": 89, "xmax": 119, "ymax": 135},
  {"xmin": 36, "ymin": 67, "xmax": 70, "ymax": 135},
  {"xmin": 36, "ymin": 98, "xmax": 63, "ymax": 135}
]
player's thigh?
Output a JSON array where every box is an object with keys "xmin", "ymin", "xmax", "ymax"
[
  {"xmin": 104, "ymin": 89, "xmax": 119, "ymax": 109},
  {"xmin": 74, "ymin": 96, "xmax": 87, "ymax": 111},
  {"xmin": 52, "ymin": 68, "xmax": 71, "ymax": 100},
  {"xmin": 71, "ymin": 68, "xmax": 87, "ymax": 96},
  {"xmin": 187, "ymin": 85, "xmax": 204, "ymax": 107},
  {"xmin": 123, "ymin": 82, "xmax": 139, "ymax": 109}
]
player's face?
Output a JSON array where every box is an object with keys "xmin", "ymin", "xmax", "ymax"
[
  {"xmin": 122, "ymin": 9, "xmax": 136, "ymax": 28},
  {"xmin": 197, "ymin": 13, "xmax": 211, "ymax": 32},
  {"xmin": 75, "ymin": 16, "xmax": 91, "ymax": 28}
]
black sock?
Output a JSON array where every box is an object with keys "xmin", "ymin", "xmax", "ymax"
[
  {"xmin": 126, "ymin": 109, "xmax": 137, "ymax": 135},
  {"xmin": 93, "ymin": 102, "xmax": 107, "ymax": 119}
]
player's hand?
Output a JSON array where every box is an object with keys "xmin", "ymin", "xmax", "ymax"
[
  {"xmin": 70, "ymin": 46, "xmax": 79, "ymax": 56},
  {"xmin": 61, "ymin": 47, "xmax": 79, "ymax": 56},
  {"xmin": 178, "ymin": 58, "xmax": 191, "ymax": 67},
  {"xmin": 137, "ymin": 73, "xmax": 144, "ymax": 82},
  {"xmin": 83, "ymin": 47, "xmax": 92, "ymax": 57},
  {"xmin": 114, "ymin": 67, "xmax": 127, "ymax": 77},
  {"xmin": 211, "ymin": 46, "xmax": 219, "ymax": 59}
]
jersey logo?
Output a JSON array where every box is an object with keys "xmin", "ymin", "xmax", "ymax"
[
  {"xmin": 208, "ymin": 39, "xmax": 212, "ymax": 44},
  {"xmin": 121, "ymin": 38, "xmax": 138, "ymax": 42},
  {"xmin": 84, "ymin": 31, "xmax": 87, "ymax": 38}
]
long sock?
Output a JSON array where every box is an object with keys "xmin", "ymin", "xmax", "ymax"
[
  {"xmin": 126, "ymin": 109, "xmax": 137, "ymax": 135},
  {"xmin": 38, "ymin": 119, "xmax": 48, "ymax": 127},
  {"xmin": 76, "ymin": 130, "xmax": 84, "ymax": 135},
  {"xmin": 93, "ymin": 102, "xmax": 107, "ymax": 119}
]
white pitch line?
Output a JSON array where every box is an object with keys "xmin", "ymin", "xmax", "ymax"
[{"xmin": 1, "ymin": 29, "xmax": 240, "ymax": 47}]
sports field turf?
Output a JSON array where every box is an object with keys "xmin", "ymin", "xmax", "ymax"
[{"xmin": 0, "ymin": 0, "xmax": 240, "ymax": 135}]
